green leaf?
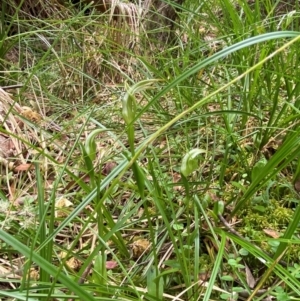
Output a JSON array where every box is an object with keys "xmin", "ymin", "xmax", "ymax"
[
  {"xmin": 122, "ymin": 79, "xmax": 160, "ymax": 125},
  {"xmin": 221, "ymin": 275, "xmax": 234, "ymax": 281},
  {"xmin": 202, "ymin": 231, "xmax": 226, "ymax": 301},
  {"xmin": 132, "ymin": 162, "xmax": 145, "ymax": 198},
  {"xmin": 251, "ymin": 157, "xmax": 268, "ymax": 182},
  {"xmin": 232, "ymin": 287, "xmax": 245, "ymax": 292},
  {"xmin": 232, "ymin": 130, "xmax": 300, "ymax": 216},
  {"xmin": 81, "ymin": 143, "xmax": 95, "ymax": 186},
  {"xmin": 228, "ymin": 259, "xmax": 237, "ymax": 266},
  {"xmin": 92, "ymin": 252, "xmax": 107, "ymax": 286},
  {"xmin": 173, "ymin": 223, "xmax": 184, "ymax": 230},
  {"xmin": 181, "ymin": 149, "xmax": 206, "ymax": 177},
  {"xmin": 274, "ymin": 202, "xmax": 300, "ymax": 260},
  {"xmin": 147, "ymin": 266, "xmax": 163, "ymax": 299},
  {"xmin": 213, "ymin": 201, "xmax": 224, "ymax": 217},
  {"xmin": 122, "ymin": 91, "xmax": 136, "ymax": 125},
  {"xmin": 220, "ymin": 293, "xmax": 231, "ymax": 300},
  {"xmin": 85, "ymin": 129, "xmax": 106, "ymax": 162},
  {"xmin": 221, "ymin": 230, "xmax": 300, "ymax": 295},
  {"xmin": 0, "ymin": 229, "xmax": 96, "ymax": 301},
  {"xmin": 136, "ymin": 32, "xmax": 300, "ymax": 123},
  {"xmin": 238, "ymin": 248, "xmax": 249, "ymax": 256}
]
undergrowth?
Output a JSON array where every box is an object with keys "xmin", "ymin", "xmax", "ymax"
[{"xmin": 1, "ymin": 0, "xmax": 300, "ymax": 300}]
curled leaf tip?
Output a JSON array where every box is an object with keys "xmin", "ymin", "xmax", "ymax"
[{"xmin": 181, "ymin": 148, "xmax": 206, "ymax": 177}]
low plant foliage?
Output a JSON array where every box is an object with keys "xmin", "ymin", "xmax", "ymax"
[{"xmin": 1, "ymin": 0, "xmax": 300, "ymax": 300}]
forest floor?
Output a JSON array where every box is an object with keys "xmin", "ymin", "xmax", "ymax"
[{"xmin": 1, "ymin": 1, "xmax": 300, "ymax": 300}]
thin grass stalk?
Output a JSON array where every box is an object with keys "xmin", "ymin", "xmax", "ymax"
[
  {"xmin": 35, "ymin": 162, "xmax": 51, "ymax": 299},
  {"xmin": 30, "ymin": 31, "xmax": 300, "ymax": 260},
  {"xmin": 273, "ymin": 203, "xmax": 300, "ymax": 260},
  {"xmin": 0, "ymin": 229, "xmax": 98, "ymax": 301},
  {"xmin": 136, "ymin": 32, "xmax": 300, "ymax": 121},
  {"xmin": 145, "ymin": 161, "xmax": 193, "ymax": 296},
  {"xmin": 20, "ymin": 14, "xmax": 87, "ymax": 90},
  {"xmin": 9, "ymin": 34, "xmax": 295, "ymax": 296},
  {"xmin": 18, "ymin": 162, "xmax": 50, "ymax": 297},
  {"xmin": 147, "ymin": 149, "xmax": 197, "ymax": 297},
  {"xmin": 246, "ymin": 249, "xmax": 287, "ymax": 301},
  {"xmin": 231, "ymin": 131, "xmax": 300, "ymax": 215},
  {"xmin": 0, "ymin": 0, "xmax": 23, "ymax": 59},
  {"xmin": 193, "ymin": 202, "xmax": 200, "ymax": 297},
  {"xmin": 42, "ymin": 32, "xmax": 300, "ymax": 254},
  {"xmin": 224, "ymin": 231, "xmax": 300, "ymax": 294},
  {"xmin": 95, "ymin": 179, "xmax": 108, "ymax": 296},
  {"xmin": 202, "ymin": 231, "xmax": 226, "ymax": 301}
]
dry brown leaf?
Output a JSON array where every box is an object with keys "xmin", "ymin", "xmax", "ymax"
[
  {"xmin": 14, "ymin": 164, "xmax": 33, "ymax": 172},
  {"xmin": 137, "ymin": 207, "xmax": 144, "ymax": 219},
  {"xmin": 294, "ymin": 178, "xmax": 300, "ymax": 193},
  {"xmin": 245, "ymin": 263, "xmax": 256, "ymax": 288},
  {"xmin": 0, "ymin": 135, "xmax": 14, "ymax": 158},
  {"xmin": 59, "ymin": 251, "xmax": 68, "ymax": 259},
  {"xmin": 29, "ymin": 268, "xmax": 39, "ymax": 281},
  {"xmin": 198, "ymin": 271, "xmax": 210, "ymax": 282},
  {"xmin": 59, "ymin": 252, "xmax": 81, "ymax": 270},
  {"xmin": 263, "ymin": 229, "xmax": 280, "ymax": 238}
]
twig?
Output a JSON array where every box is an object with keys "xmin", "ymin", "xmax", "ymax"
[
  {"xmin": 218, "ymin": 214, "xmax": 244, "ymax": 238},
  {"xmin": 1, "ymin": 84, "xmax": 23, "ymax": 90}
]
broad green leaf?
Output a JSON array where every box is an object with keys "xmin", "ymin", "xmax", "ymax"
[
  {"xmin": 147, "ymin": 266, "xmax": 163, "ymax": 300},
  {"xmin": 221, "ymin": 275, "xmax": 234, "ymax": 281},
  {"xmin": 238, "ymin": 248, "xmax": 249, "ymax": 256},
  {"xmin": 92, "ymin": 252, "xmax": 107, "ymax": 286}
]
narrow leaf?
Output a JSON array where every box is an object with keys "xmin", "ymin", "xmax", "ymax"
[{"xmin": 0, "ymin": 230, "xmax": 97, "ymax": 301}]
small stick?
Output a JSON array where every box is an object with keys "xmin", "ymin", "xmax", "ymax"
[
  {"xmin": 218, "ymin": 214, "xmax": 244, "ymax": 238},
  {"xmin": 1, "ymin": 84, "xmax": 23, "ymax": 90}
]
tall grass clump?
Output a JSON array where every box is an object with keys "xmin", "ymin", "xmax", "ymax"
[{"xmin": 1, "ymin": 0, "xmax": 300, "ymax": 300}]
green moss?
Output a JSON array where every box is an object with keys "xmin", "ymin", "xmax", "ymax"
[
  {"xmin": 240, "ymin": 199, "xmax": 293, "ymax": 232},
  {"xmin": 199, "ymin": 254, "xmax": 212, "ymax": 273},
  {"xmin": 236, "ymin": 199, "xmax": 300, "ymax": 263}
]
